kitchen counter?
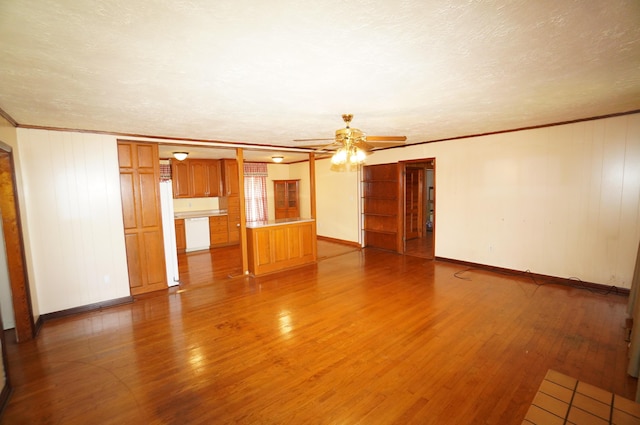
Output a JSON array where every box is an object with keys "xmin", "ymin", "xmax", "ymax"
[
  {"xmin": 174, "ymin": 209, "xmax": 227, "ymax": 219},
  {"xmin": 246, "ymin": 217, "xmax": 315, "ymax": 228},
  {"xmin": 246, "ymin": 219, "xmax": 317, "ymax": 276}
]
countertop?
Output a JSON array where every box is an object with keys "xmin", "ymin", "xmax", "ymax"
[
  {"xmin": 174, "ymin": 209, "xmax": 227, "ymax": 219},
  {"xmin": 246, "ymin": 218, "xmax": 315, "ymax": 228}
]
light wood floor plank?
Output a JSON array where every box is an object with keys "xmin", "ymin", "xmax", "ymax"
[{"xmin": 1, "ymin": 245, "xmax": 635, "ymax": 424}]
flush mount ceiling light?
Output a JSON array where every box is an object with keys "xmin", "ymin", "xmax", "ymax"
[
  {"xmin": 173, "ymin": 152, "xmax": 188, "ymax": 161},
  {"xmin": 271, "ymin": 155, "xmax": 284, "ymax": 163}
]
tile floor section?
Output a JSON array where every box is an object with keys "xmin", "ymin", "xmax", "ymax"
[{"xmin": 522, "ymin": 370, "xmax": 640, "ymax": 424}]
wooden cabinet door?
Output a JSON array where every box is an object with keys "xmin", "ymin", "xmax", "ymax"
[
  {"xmin": 189, "ymin": 160, "xmax": 208, "ymax": 197},
  {"xmin": 209, "ymin": 215, "xmax": 229, "ymax": 246},
  {"xmin": 207, "ymin": 160, "xmax": 221, "ymax": 197},
  {"xmin": 274, "ymin": 180, "xmax": 299, "ymax": 219},
  {"xmin": 226, "ymin": 196, "xmax": 241, "ymax": 243},
  {"xmin": 222, "ymin": 159, "xmax": 239, "ymax": 196},
  {"xmin": 171, "ymin": 160, "xmax": 191, "ymax": 198},
  {"xmin": 286, "ymin": 180, "xmax": 299, "ymax": 218},
  {"xmin": 175, "ymin": 219, "xmax": 186, "ymax": 253},
  {"xmin": 274, "ymin": 181, "xmax": 287, "ymax": 219},
  {"xmin": 118, "ymin": 141, "xmax": 167, "ymax": 295}
]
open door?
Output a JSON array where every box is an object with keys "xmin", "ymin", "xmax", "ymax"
[
  {"xmin": 403, "ymin": 159, "xmax": 435, "ymax": 259},
  {"xmin": 405, "ymin": 167, "xmax": 424, "ymax": 240},
  {"xmin": 0, "ymin": 144, "xmax": 35, "ymax": 342}
]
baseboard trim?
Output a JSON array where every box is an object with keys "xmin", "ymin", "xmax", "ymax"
[
  {"xmin": 34, "ymin": 315, "xmax": 43, "ymax": 337},
  {"xmin": 317, "ymin": 235, "xmax": 362, "ymax": 248},
  {"xmin": 0, "ymin": 382, "xmax": 12, "ymax": 418},
  {"xmin": 435, "ymin": 256, "xmax": 630, "ymax": 296},
  {"xmin": 40, "ymin": 296, "xmax": 135, "ymax": 322}
]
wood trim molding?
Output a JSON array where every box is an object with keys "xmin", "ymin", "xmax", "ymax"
[
  {"xmin": 0, "ymin": 108, "xmax": 18, "ymax": 128},
  {"xmin": 375, "ymin": 109, "xmax": 640, "ymax": 151},
  {"xmin": 0, "ymin": 151, "xmax": 36, "ymax": 342},
  {"xmin": 16, "ymin": 110, "xmax": 640, "ymax": 156},
  {"xmin": 435, "ymin": 256, "xmax": 630, "ymax": 296},
  {"xmin": 0, "ymin": 380, "xmax": 12, "ymax": 418},
  {"xmin": 39, "ymin": 296, "xmax": 134, "ymax": 322},
  {"xmin": 317, "ymin": 235, "xmax": 362, "ymax": 248}
]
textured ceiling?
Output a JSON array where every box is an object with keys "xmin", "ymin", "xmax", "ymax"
[{"xmin": 1, "ymin": 0, "xmax": 639, "ymax": 151}]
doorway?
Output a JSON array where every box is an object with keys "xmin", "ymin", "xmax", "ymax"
[
  {"xmin": 0, "ymin": 143, "xmax": 35, "ymax": 342},
  {"xmin": 403, "ymin": 159, "xmax": 435, "ymax": 259}
]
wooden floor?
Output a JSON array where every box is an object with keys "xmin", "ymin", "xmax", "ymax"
[
  {"xmin": 404, "ymin": 232, "xmax": 434, "ymax": 259},
  {"xmin": 1, "ymin": 243, "xmax": 635, "ymax": 424}
]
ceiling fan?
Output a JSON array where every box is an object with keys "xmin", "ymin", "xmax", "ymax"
[{"xmin": 294, "ymin": 114, "xmax": 407, "ymax": 170}]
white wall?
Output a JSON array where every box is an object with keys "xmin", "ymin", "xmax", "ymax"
[
  {"xmin": 315, "ymin": 157, "xmax": 361, "ymax": 243},
  {"xmin": 359, "ymin": 113, "xmax": 640, "ymax": 289},
  {"xmin": 9, "ymin": 112, "xmax": 640, "ymax": 319},
  {"xmin": 17, "ymin": 128, "xmax": 130, "ymax": 314},
  {"xmin": 266, "ymin": 163, "xmax": 290, "ymax": 220},
  {"xmin": 288, "ymin": 161, "xmax": 311, "ymax": 219}
]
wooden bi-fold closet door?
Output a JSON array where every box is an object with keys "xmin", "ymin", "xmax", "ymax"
[
  {"xmin": 118, "ymin": 141, "xmax": 167, "ymax": 295},
  {"xmin": 405, "ymin": 167, "xmax": 424, "ymax": 241}
]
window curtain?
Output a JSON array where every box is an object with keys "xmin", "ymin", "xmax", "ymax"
[
  {"xmin": 627, "ymin": 239, "xmax": 640, "ymax": 401},
  {"xmin": 244, "ymin": 163, "xmax": 268, "ymax": 222},
  {"xmin": 159, "ymin": 160, "xmax": 172, "ymax": 182}
]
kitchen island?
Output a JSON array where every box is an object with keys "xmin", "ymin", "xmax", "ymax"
[{"xmin": 246, "ymin": 218, "xmax": 317, "ymax": 276}]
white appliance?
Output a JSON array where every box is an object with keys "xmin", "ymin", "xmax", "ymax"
[
  {"xmin": 160, "ymin": 180, "xmax": 180, "ymax": 286},
  {"xmin": 185, "ymin": 217, "xmax": 211, "ymax": 252}
]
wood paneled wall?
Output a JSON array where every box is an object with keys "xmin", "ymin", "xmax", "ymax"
[
  {"xmin": 363, "ymin": 113, "xmax": 640, "ymax": 288},
  {"xmin": 16, "ymin": 129, "xmax": 131, "ymax": 313}
]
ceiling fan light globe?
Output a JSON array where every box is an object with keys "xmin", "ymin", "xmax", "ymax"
[{"xmin": 332, "ymin": 149, "xmax": 347, "ymax": 164}]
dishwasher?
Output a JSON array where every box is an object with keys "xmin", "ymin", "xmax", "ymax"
[{"xmin": 184, "ymin": 217, "xmax": 211, "ymax": 252}]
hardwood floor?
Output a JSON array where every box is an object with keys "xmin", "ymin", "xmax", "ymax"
[
  {"xmin": 1, "ymin": 244, "xmax": 635, "ymax": 424},
  {"xmin": 404, "ymin": 232, "xmax": 434, "ymax": 259}
]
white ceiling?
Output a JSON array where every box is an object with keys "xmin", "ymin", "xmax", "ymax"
[{"xmin": 1, "ymin": 0, "xmax": 639, "ymax": 158}]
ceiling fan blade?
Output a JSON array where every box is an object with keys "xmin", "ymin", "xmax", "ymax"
[
  {"xmin": 365, "ymin": 135, "xmax": 407, "ymax": 142},
  {"xmin": 354, "ymin": 140, "xmax": 375, "ymax": 151}
]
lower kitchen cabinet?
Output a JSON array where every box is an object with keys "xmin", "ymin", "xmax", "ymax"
[
  {"xmin": 226, "ymin": 196, "xmax": 241, "ymax": 244},
  {"xmin": 209, "ymin": 215, "xmax": 229, "ymax": 247},
  {"xmin": 175, "ymin": 219, "xmax": 186, "ymax": 253}
]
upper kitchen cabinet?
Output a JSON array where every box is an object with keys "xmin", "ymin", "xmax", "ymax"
[
  {"xmin": 207, "ymin": 161, "xmax": 222, "ymax": 197},
  {"xmin": 221, "ymin": 159, "xmax": 239, "ymax": 196},
  {"xmin": 171, "ymin": 159, "xmax": 221, "ymax": 198},
  {"xmin": 172, "ymin": 160, "xmax": 191, "ymax": 198}
]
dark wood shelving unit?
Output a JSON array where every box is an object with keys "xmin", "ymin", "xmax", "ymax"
[{"xmin": 362, "ymin": 163, "xmax": 403, "ymax": 253}]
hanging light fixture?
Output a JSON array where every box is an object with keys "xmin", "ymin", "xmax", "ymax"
[
  {"xmin": 331, "ymin": 118, "xmax": 367, "ymax": 171},
  {"xmin": 173, "ymin": 152, "xmax": 188, "ymax": 161},
  {"xmin": 331, "ymin": 145, "xmax": 366, "ymax": 166}
]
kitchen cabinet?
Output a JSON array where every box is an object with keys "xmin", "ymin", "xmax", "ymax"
[
  {"xmin": 175, "ymin": 219, "xmax": 186, "ymax": 253},
  {"xmin": 189, "ymin": 160, "xmax": 208, "ymax": 197},
  {"xmin": 274, "ymin": 179, "xmax": 300, "ymax": 219},
  {"xmin": 221, "ymin": 159, "xmax": 239, "ymax": 196},
  {"xmin": 171, "ymin": 159, "xmax": 221, "ymax": 198},
  {"xmin": 209, "ymin": 215, "xmax": 229, "ymax": 247},
  {"xmin": 118, "ymin": 141, "xmax": 167, "ymax": 295},
  {"xmin": 207, "ymin": 161, "xmax": 222, "ymax": 197},
  {"xmin": 172, "ymin": 160, "xmax": 191, "ymax": 198},
  {"xmin": 226, "ymin": 196, "xmax": 241, "ymax": 243},
  {"xmin": 246, "ymin": 219, "xmax": 316, "ymax": 276}
]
